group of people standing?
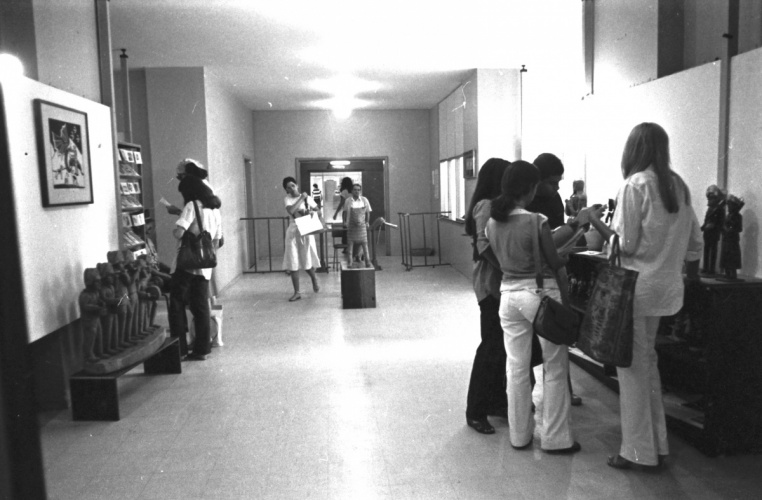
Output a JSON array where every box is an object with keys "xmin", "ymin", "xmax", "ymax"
[{"xmin": 464, "ymin": 122, "xmax": 703, "ymax": 469}]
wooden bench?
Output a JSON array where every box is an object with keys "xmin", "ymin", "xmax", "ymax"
[{"xmin": 69, "ymin": 336, "xmax": 181, "ymax": 421}]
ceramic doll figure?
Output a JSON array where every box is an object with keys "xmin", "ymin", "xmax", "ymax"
[
  {"xmin": 96, "ymin": 263, "xmax": 126, "ymax": 353},
  {"xmin": 122, "ymin": 250, "xmax": 148, "ymax": 339},
  {"xmin": 701, "ymin": 185, "xmax": 726, "ymax": 274},
  {"xmin": 565, "ymin": 180, "xmax": 587, "ymax": 219},
  {"xmin": 79, "ymin": 268, "xmax": 107, "ymax": 363},
  {"xmin": 720, "ymin": 195, "xmax": 745, "ymax": 280},
  {"xmin": 136, "ymin": 260, "xmax": 162, "ymax": 333},
  {"xmin": 107, "ymin": 250, "xmax": 133, "ymax": 345}
]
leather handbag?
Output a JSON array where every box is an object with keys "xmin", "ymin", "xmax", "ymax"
[
  {"xmin": 176, "ymin": 201, "xmax": 217, "ymax": 270},
  {"xmin": 530, "ymin": 214, "xmax": 579, "ymax": 345},
  {"xmin": 576, "ymin": 235, "xmax": 637, "ymax": 367}
]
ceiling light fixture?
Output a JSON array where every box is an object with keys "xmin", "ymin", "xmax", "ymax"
[{"xmin": 330, "ymin": 160, "xmax": 350, "ymax": 167}]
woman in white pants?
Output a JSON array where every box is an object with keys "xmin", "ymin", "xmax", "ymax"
[
  {"xmin": 487, "ymin": 161, "xmax": 579, "ymax": 453},
  {"xmin": 590, "ymin": 122, "xmax": 703, "ymax": 469}
]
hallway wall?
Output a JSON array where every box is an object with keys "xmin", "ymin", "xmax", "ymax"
[{"xmin": 252, "ymin": 110, "xmax": 430, "ymax": 257}]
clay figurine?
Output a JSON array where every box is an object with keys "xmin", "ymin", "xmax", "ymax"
[
  {"xmin": 720, "ymin": 194, "xmax": 744, "ymax": 280},
  {"xmin": 700, "ymin": 185, "xmax": 726, "ymax": 274},
  {"xmin": 565, "ymin": 180, "xmax": 587, "ymax": 219},
  {"xmin": 79, "ymin": 268, "xmax": 107, "ymax": 363},
  {"xmin": 107, "ymin": 250, "xmax": 134, "ymax": 345}
]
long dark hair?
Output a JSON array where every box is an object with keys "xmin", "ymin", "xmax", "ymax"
[
  {"xmin": 339, "ymin": 177, "xmax": 353, "ymax": 192},
  {"xmin": 465, "ymin": 158, "xmax": 511, "ymax": 237},
  {"xmin": 178, "ymin": 174, "xmax": 221, "ymax": 209},
  {"xmin": 490, "ymin": 161, "xmax": 541, "ymax": 222},
  {"xmin": 621, "ymin": 122, "xmax": 689, "ymax": 213}
]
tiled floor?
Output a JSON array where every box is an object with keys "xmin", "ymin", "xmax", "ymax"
[{"xmin": 40, "ymin": 257, "xmax": 762, "ymax": 499}]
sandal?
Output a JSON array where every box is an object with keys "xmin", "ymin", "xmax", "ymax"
[
  {"xmin": 288, "ymin": 293, "xmax": 301, "ymax": 302},
  {"xmin": 466, "ymin": 417, "xmax": 495, "ymax": 435},
  {"xmin": 607, "ymin": 454, "xmax": 660, "ymax": 469},
  {"xmin": 313, "ymin": 282, "xmax": 320, "ymax": 293}
]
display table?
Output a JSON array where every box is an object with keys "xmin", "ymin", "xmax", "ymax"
[
  {"xmin": 340, "ymin": 262, "xmax": 376, "ymax": 309},
  {"xmin": 567, "ymin": 251, "xmax": 762, "ymax": 456}
]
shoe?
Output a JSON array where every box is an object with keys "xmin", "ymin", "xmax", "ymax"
[
  {"xmin": 571, "ymin": 394, "xmax": 582, "ymax": 406},
  {"xmin": 289, "ymin": 293, "xmax": 301, "ymax": 302},
  {"xmin": 186, "ymin": 353, "xmax": 207, "ymax": 361},
  {"xmin": 511, "ymin": 439, "xmax": 532, "ymax": 450},
  {"xmin": 607, "ymin": 454, "xmax": 662, "ymax": 470},
  {"xmin": 466, "ymin": 417, "xmax": 495, "ymax": 435},
  {"xmin": 313, "ymin": 282, "xmax": 320, "ymax": 293},
  {"xmin": 544, "ymin": 442, "xmax": 581, "ymax": 455}
]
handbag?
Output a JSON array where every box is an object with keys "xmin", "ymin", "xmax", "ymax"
[
  {"xmin": 530, "ymin": 214, "xmax": 580, "ymax": 346},
  {"xmin": 176, "ymin": 201, "xmax": 217, "ymax": 270},
  {"xmin": 294, "ymin": 212, "xmax": 326, "ymax": 237},
  {"xmin": 576, "ymin": 235, "xmax": 637, "ymax": 367}
]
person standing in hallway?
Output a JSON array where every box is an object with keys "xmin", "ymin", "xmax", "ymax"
[
  {"xmin": 282, "ymin": 177, "xmax": 321, "ymax": 302},
  {"xmin": 168, "ymin": 175, "xmax": 222, "ymax": 360},
  {"xmin": 487, "ymin": 161, "xmax": 579, "ymax": 453},
  {"xmin": 526, "ymin": 152, "xmax": 582, "ymax": 407},
  {"xmin": 463, "ymin": 158, "xmax": 511, "ymax": 434},
  {"xmin": 588, "ymin": 122, "xmax": 702, "ymax": 469},
  {"xmin": 312, "ymin": 183, "xmax": 323, "ymax": 209}
]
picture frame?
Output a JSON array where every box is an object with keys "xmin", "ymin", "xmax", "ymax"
[
  {"xmin": 34, "ymin": 99, "xmax": 93, "ymax": 207},
  {"xmin": 463, "ymin": 150, "xmax": 476, "ymax": 179}
]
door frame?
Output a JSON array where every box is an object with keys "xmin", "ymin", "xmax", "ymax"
[{"xmin": 295, "ymin": 156, "xmax": 390, "ymax": 256}]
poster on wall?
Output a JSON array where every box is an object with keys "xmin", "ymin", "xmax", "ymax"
[
  {"xmin": 34, "ymin": 99, "xmax": 93, "ymax": 207},
  {"xmin": 463, "ymin": 150, "xmax": 476, "ymax": 179}
]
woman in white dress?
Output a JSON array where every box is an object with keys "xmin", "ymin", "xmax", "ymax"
[{"xmin": 282, "ymin": 177, "xmax": 321, "ymax": 302}]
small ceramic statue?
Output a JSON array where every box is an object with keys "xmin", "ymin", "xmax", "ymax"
[
  {"xmin": 136, "ymin": 259, "xmax": 162, "ymax": 333},
  {"xmin": 720, "ymin": 194, "xmax": 745, "ymax": 280},
  {"xmin": 565, "ymin": 180, "xmax": 587, "ymax": 219},
  {"xmin": 121, "ymin": 250, "xmax": 146, "ymax": 339},
  {"xmin": 701, "ymin": 185, "xmax": 726, "ymax": 274},
  {"xmin": 96, "ymin": 263, "xmax": 125, "ymax": 354},
  {"xmin": 79, "ymin": 268, "xmax": 107, "ymax": 363},
  {"xmin": 107, "ymin": 250, "xmax": 133, "ymax": 345}
]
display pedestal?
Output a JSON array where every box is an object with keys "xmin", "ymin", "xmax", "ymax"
[{"xmin": 340, "ymin": 263, "xmax": 376, "ymax": 309}]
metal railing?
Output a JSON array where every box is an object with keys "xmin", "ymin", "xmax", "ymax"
[
  {"xmin": 398, "ymin": 211, "xmax": 450, "ymax": 270},
  {"xmin": 240, "ymin": 217, "xmax": 289, "ymax": 273}
]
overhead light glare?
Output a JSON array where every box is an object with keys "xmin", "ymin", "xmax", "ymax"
[
  {"xmin": 330, "ymin": 160, "xmax": 351, "ymax": 167},
  {"xmin": 0, "ymin": 53, "xmax": 24, "ymax": 78}
]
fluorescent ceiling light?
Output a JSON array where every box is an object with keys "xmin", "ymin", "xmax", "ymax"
[
  {"xmin": 0, "ymin": 53, "xmax": 24, "ymax": 77},
  {"xmin": 330, "ymin": 160, "xmax": 350, "ymax": 166}
]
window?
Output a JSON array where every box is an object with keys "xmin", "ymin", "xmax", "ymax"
[{"xmin": 439, "ymin": 153, "xmax": 468, "ymax": 221}]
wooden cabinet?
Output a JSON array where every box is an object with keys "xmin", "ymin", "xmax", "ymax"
[
  {"xmin": 566, "ymin": 252, "xmax": 762, "ymax": 456},
  {"xmin": 117, "ymin": 142, "xmax": 152, "ymax": 258}
]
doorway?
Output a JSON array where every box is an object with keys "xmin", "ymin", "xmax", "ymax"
[{"xmin": 297, "ymin": 158, "xmax": 389, "ymax": 256}]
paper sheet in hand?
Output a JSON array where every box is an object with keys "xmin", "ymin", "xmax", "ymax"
[{"xmin": 294, "ymin": 213, "xmax": 325, "ymax": 236}]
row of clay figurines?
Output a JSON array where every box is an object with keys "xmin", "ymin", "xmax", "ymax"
[
  {"xmin": 79, "ymin": 249, "xmax": 171, "ymax": 364},
  {"xmin": 702, "ymin": 185, "xmax": 745, "ymax": 280},
  {"xmin": 566, "ymin": 180, "xmax": 745, "ymax": 280}
]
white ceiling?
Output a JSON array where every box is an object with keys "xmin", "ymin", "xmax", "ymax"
[{"xmin": 110, "ymin": 0, "xmax": 582, "ymax": 112}]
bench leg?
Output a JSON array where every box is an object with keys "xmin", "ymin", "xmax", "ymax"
[
  {"xmin": 143, "ymin": 337, "xmax": 182, "ymax": 375},
  {"xmin": 70, "ymin": 377, "xmax": 120, "ymax": 421}
]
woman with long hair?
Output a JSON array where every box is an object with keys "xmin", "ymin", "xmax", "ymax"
[
  {"xmin": 589, "ymin": 122, "xmax": 702, "ymax": 469},
  {"xmin": 487, "ymin": 161, "xmax": 579, "ymax": 453},
  {"xmin": 168, "ymin": 175, "xmax": 222, "ymax": 360},
  {"xmin": 463, "ymin": 158, "xmax": 510, "ymax": 434}
]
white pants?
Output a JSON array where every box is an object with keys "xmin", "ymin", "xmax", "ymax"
[
  {"xmin": 499, "ymin": 284, "xmax": 574, "ymax": 450},
  {"xmin": 617, "ymin": 315, "xmax": 668, "ymax": 465}
]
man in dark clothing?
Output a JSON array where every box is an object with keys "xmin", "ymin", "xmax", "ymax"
[{"xmin": 527, "ymin": 152, "xmax": 582, "ymax": 406}]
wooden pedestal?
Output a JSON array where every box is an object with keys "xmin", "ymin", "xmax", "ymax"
[{"xmin": 340, "ymin": 263, "xmax": 376, "ymax": 309}]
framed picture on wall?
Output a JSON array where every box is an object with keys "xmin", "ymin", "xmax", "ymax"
[
  {"xmin": 34, "ymin": 99, "xmax": 94, "ymax": 207},
  {"xmin": 463, "ymin": 150, "xmax": 476, "ymax": 179}
]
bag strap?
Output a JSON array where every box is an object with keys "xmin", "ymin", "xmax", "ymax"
[
  {"xmin": 531, "ymin": 213, "xmax": 544, "ymax": 289},
  {"xmin": 192, "ymin": 200, "xmax": 205, "ymax": 232}
]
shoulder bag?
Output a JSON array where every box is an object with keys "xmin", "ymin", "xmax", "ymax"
[
  {"xmin": 531, "ymin": 214, "xmax": 580, "ymax": 345},
  {"xmin": 177, "ymin": 201, "xmax": 217, "ymax": 269},
  {"xmin": 576, "ymin": 235, "xmax": 637, "ymax": 367}
]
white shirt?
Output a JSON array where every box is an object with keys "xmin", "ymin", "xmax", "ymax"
[
  {"xmin": 609, "ymin": 168, "xmax": 702, "ymax": 316},
  {"xmin": 172, "ymin": 200, "xmax": 223, "ymax": 280}
]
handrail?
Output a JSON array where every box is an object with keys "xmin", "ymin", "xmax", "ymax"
[
  {"xmin": 397, "ymin": 211, "xmax": 450, "ymax": 270},
  {"xmin": 239, "ymin": 216, "xmax": 289, "ymax": 273}
]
